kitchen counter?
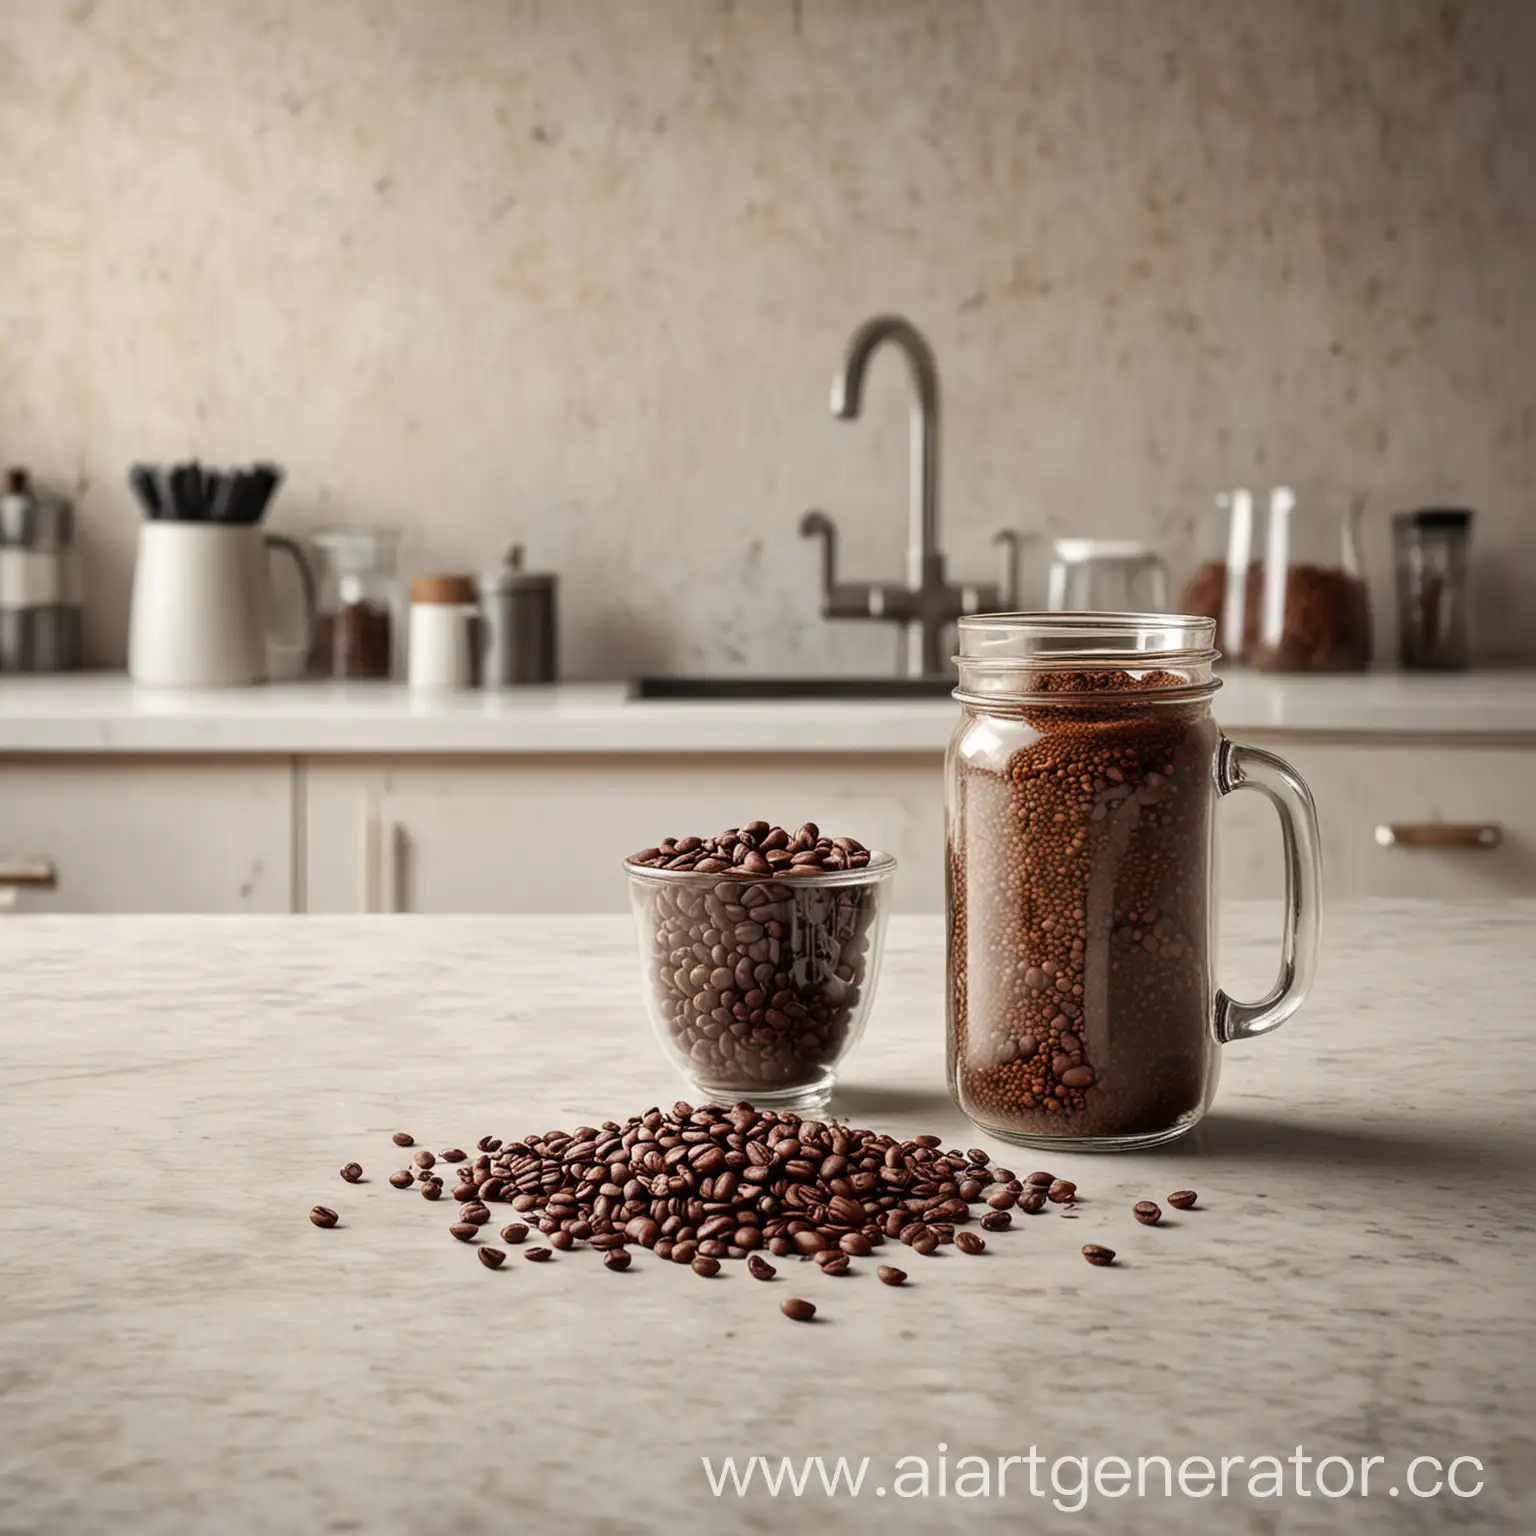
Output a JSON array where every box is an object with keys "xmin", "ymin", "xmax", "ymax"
[
  {"xmin": 0, "ymin": 670, "xmax": 1533, "ymax": 753},
  {"xmin": 0, "ymin": 903, "xmax": 1530, "ymax": 1534}
]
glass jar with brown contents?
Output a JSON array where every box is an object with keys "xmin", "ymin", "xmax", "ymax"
[{"xmin": 947, "ymin": 613, "xmax": 1321, "ymax": 1150}]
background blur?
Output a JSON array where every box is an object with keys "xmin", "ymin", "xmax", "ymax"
[{"xmin": 3, "ymin": 0, "xmax": 1533, "ymax": 674}]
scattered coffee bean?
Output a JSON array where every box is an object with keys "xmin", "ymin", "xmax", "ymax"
[
  {"xmin": 339, "ymin": 1163, "xmax": 364, "ymax": 1184},
  {"xmin": 876, "ymin": 1265, "xmax": 907, "ymax": 1286},
  {"xmin": 309, "ymin": 1205, "xmax": 338, "ymax": 1229},
  {"xmin": 391, "ymin": 1132, "xmax": 414, "ymax": 1147},
  {"xmin": 1168, "ymin": 1189, "xmax": 1198, "ymax": 1210},
  {"xmin": 477, "ymin": 1136, "xmax": 500, "ymax": 1153},
  {"xmin": 781, "ymin": 1297, "xmax": 817, "ymax": 1322},
  {"xmin": 1017, "ymin": 1189, "xmax": 1047, "ymax": 1214},
  {"xmin": 1133, "ymin": 1201, "xmax": 1162, "ymax": 1225},
  {"xmin": 440, "ymin": 1149, "xmax": 466, "ymax": 1163},
  {"xmin": 322, "ymin": 1107, "xmax": 1136, "ymax": 1306},
  {"xmin": 1047, "ymin": 1179, "xmax": 1077, "ymax": 1204},
  {"xmin": 1082, "ymin": 1244, "xmax": 1116, "ymax": 1266},
  {"xmin": 604, "ymin": 1249, "xmax": 632, "ymax": 1272},
  {"xmin": 1027, "ymin": 1171, "xmax": 1055, "ymax": 1187},
  {"xmin": 477, "ymin": 1247, "xmax": 506, "ymax": 1269}
]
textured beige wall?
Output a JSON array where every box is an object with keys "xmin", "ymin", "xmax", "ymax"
[{"xmin": 2, "ymin": 0, "xmax": 1533, "ymax": 673}]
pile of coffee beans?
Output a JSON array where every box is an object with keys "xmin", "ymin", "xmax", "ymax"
[
  {"xmin": 949, "ymin": 669, "xmax": 1219, "ymax": 1142},
  {"xmin": 313, "ymin": 1112, "xmax": 1210, "ymax": 1316},
  {"xmin": 627, "ymin": 824, "xmax": 884, "ymax": 1096},
  {"xmin": 627, "ymin": 821, "xmax": 874, "ymax": 877}
]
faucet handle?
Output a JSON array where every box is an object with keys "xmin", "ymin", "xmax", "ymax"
[
  {"xmin": 992, "ymin": 529, "xmax": 1024, "ymax": 610},
  {"xmin": 800, "ymin": 510, "xmax": 881, "ymax": 620},
  {"xmin": 800, "ymin": 509, "xmax": 840, "ymax": 597}
]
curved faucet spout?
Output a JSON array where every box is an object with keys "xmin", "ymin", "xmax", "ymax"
[{"xmin": 830, "ymin": 316, "xmax": 941, "ymax": 616}]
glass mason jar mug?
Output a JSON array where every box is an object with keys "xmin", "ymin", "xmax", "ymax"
[{"xmin": 947, "ymin": 613, "xmax": 1321, "ymax": 1150}]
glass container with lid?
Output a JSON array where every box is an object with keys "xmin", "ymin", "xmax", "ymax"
[
  {"xmin": 310, "ymin": 527, "xmax": 400, "ymax": 680},
  {"xmin": 1393, "ymin": 509, "xmax": 1472, "ymax": 670},
  {"xmin": 947, "ymin": 612, "xmax": 1322, "ymax": 1150}
]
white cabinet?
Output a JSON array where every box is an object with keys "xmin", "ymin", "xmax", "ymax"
[
  {"xmin": 0, "ymin": 759, "xmax": 294, "ymax": 912},
  {"xmin": 301, "ymin": 758, "xmax": 948, "ymax": 914},
  {"xmin": 1, "ymin": 738, "xmax": 1529, "ymax": 915}
]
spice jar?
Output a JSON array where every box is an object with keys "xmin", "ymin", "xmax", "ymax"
[
  {"xmin": 310, "ymin": 528, "xmax": 400, "ymax": 680},
  {"xmin": 407, "ymin": 575, "xmax": 478, "ymax": 691},
  {"xmin": 1250, "ymin": 487, "xmax": 1371, "ymax": 671},
  {"xmin": 1393, "ymin": 509, "xmax": 1473, "ymax": 670},
  {"xmin": 947, "ymin": 613, "xmax": 1321, "ymax": 1150}
]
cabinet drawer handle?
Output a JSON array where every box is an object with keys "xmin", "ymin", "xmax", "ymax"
[
  {"xmin": 1374, "ymin": 823, "xmax": 1501, "ymax": 849},
  {"xmin": 0, "ymin": 857, "xmax": 57, "ymax": 888}
]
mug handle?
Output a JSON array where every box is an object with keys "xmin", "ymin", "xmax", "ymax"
[
  {"xmin": 1214, "ymin": 738, "xmax": 1322, "ymax": 1042},
  {"xmin": 263, "ymin": 534, "xmax": 318, "ymax": 674}
]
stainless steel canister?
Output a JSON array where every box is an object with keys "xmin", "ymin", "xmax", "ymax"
[
  {"xmin": 476, "ymin": 544, "xmax": 557, "ymax": 685},
  {"xmin": 0, "ymin": 471, "xmax": 83, "ymax": 673}
]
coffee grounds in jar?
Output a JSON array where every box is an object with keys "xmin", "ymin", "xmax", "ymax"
[
  {"xmin": 1179, "ymin": 562, "xmax": 1261, "ymax": 660},
  {"xmin": 313, "ymin": 600, "xmax": 392, "ymax": 679},
  {"xmin": 1248, "ymin": 564, "xmax": 1370, "ymax": 672},
  {"xmin": 948, "ymin": 669, "xmax": 1218, "ymax": 1140},
  {"xmin": 628, "ymin": 824, "xmax": 878, "ymax": 1094}
]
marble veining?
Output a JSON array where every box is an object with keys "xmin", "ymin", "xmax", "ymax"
[{"xmin": 0, "ymin": 903, "xmax": 1532, "ymax": 1533}]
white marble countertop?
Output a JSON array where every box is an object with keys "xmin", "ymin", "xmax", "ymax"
[
  {"xmin": 0, "ymin": 904, "xmax": 1530, "ymax": 1534},
  {"xmin": 0, "ymin": 670, "xmax": 1533, "ymax": 754}
]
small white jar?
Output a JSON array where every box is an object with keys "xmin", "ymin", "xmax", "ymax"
[{"xmin": 407, "ymin": 575, "xmax": 478, "ymax": 691}]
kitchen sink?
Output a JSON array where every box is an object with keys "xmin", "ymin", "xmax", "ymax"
[{"xmin": 629, "ymin": 676, "xmax": 956, "ymax": 700}]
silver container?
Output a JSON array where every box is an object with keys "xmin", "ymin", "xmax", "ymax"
[
  {"xmin": 0, "ymin": 472, "xmax": 83, "ymax": 674},
  {"xmin": 477, "ymin": 544, "xmax": 557, "ymax": 686}
]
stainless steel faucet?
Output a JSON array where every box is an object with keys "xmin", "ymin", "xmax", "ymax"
[{"xmin": 800, "ymin": 315, "xmax": 1021, "ymax": 677}]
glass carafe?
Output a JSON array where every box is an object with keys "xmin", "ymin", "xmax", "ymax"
[
  {"xmin": 946, "ymin": 613, "xmax": 1321, "ymax": 1150},
  {"xmin": 1251, "ymin": 487, "xmax": 1371, "ymax": 672},
  {"xmin": 310, "ymin": 528, "xmax": 401, "ymax": 680}
]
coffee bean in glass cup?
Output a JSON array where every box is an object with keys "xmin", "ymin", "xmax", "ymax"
[{"xmin": 625, "ymin": 825, "xmax": 896, "ymax": 1116}]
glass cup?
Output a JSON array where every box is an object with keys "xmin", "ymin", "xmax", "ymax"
[
  {"xmin": 626, "ymin": 856, "xmax": 897, "ymax": 1115},
  {"xmin": 947, "ymin": 612, "xmax": 1321, "ymax": 1150}
]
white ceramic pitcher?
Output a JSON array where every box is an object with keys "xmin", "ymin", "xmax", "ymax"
[{"xmin": 128, "ymin": 523, "xmax": 315, "ymax": 686}]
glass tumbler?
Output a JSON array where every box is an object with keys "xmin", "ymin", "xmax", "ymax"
[
  {"xmin": 947, "ymin": 613, "xmax": 1322, "ymax": 1151},
  {"xmin": 627, "ymin": 856, "xmax": 896, "ymax": 1115}
]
